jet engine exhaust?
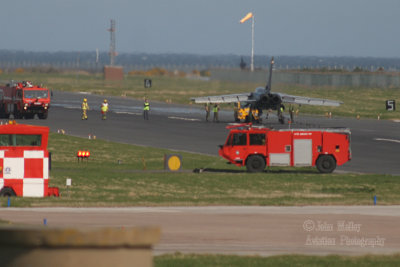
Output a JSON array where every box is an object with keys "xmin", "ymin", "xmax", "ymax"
[{"xmin": 269, "ymin": 94, "xmax": 281, "ymax": 106}]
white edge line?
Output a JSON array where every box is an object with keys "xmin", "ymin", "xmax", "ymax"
[{"xmin": 374, "ymin": 138, "xmax": 400, "ymax": 144}]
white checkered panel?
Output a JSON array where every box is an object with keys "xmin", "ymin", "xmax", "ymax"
[
  {"xmin": 3, "ymin": 158, "xmax": 24, "ymax": 179},
  {"xmin": 23, "ymin": 179, "xmax": 44, "ymax": 197},
  {"xmin": 24, "ymin": 151, "xmax": 44, "ymax": 158},
  {"xmin": 43, "ymin": 158, "xmax": 49, "ymax": 179}
]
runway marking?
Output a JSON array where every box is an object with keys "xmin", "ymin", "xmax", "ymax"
[
  {"xmin": 374, "ymin": 138, "xmax": 400, "ymax": 144},
  {"xmin": 115, "ymin": 112, "xmax": 142, "ymax": 116},
  {"xmin": 168, "ymin": 116, "xmax": 201, "ymax": 121}
]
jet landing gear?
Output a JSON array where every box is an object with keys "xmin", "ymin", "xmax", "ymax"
[{"xmin": 278, "ymin": 114, "xmax": 284, "ymax": 124}]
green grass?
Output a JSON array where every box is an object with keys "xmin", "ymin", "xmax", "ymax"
[
  {"xmin": 1, "ymin": 72, "xmax": 399, "ymax": 120},
  {"xmin": 1, "ymin": 133, "xmax": 399, "ymax": 207},
  {"xmin": 276, "ymin": 84, "xmax": 400, "ymax": 120},
  {"xmin": 154, "ymin": 253, "xmax": 400, "ymax": 267}
]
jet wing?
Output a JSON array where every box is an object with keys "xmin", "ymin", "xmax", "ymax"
[
  {"xmin": 190, "ymin": 93, "xmax": 253, "ymax": 104},
  {"xmin": 279, "ymin": 93, "xmax": 343, "ymax": 107}
]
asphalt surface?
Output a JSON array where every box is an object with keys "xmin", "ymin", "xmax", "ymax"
[
  {"xmin": 18, "ymin": 90, "xmax": 400, "ymax": 175},
  {"xmin": 1, "ymin": 206, "xmax": 400, "ymax": 256}
]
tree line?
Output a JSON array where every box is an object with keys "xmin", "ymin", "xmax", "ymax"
[{"xmin": 0, "ymin": 50, "xmax": 399, "ymax": 72}]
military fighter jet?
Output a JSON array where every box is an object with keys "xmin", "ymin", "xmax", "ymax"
[{"xmin": 191, "ymin": 57, "xmax": 343, "ymax": 123}]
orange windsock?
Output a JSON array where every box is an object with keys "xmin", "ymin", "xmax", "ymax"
[{"xmin": 240, "ymin": 12, "xmax": 253, "ymax": 23}]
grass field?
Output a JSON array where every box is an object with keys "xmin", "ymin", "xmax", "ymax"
[
  {"xmin": 154, "ymin": 253, "xmax": 400, "ymax": 267},
  {"xmin": 0, "ymin": 72, "xmax": 399, "ymax": 120},
  {"xmin": 0, "ymin": 132, "xmax": 398, "ymax": 207}
]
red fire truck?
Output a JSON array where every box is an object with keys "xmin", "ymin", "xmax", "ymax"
[
  {"xmin": 0, "ymin": 81, "xmax": 50, "ymax": 119},
  {"xmin": 0, "ymin": 122, "xmax": 59, "ymax": 197},
  {"xmin": 219, "ymin": 124, "xmax": 351, "ymax": 173}
]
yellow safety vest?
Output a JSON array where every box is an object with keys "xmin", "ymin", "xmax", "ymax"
[
  {"xmin": 82, "ymin": 102, "xmax": 89, "ymax": 110},
  {"xmin": 144, "ymin": 102, "xmax": 150, "ymax": 111}
]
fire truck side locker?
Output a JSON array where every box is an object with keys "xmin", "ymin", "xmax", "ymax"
[
  {"xmin": 267, "ymin": 131, "xmax": 291, "ymax": 166},
  {"xmin": 293, "ymin": 139, "xmax": 313, "ymax": 166}
]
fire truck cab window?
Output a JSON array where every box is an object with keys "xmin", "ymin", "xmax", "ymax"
[
  {"xmin": 250, "ymin": 134, "xmax": 265, "ymax": 145},
  {"xmin": 0, "ymin": 134, "xmax": 41, "ymax": 146},
  {"xmin": 232, "ymin": 133, "xmax": 247, "ymax": 146},
  {"xmin": 24, "ymin": 90, "xmax": 48, "ymax": 99}
]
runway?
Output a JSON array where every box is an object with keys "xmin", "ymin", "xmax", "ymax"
[
  {"xmin": 1, "ymin": 206, "xmax": 400, "ymax": 256},
  {"xmin": 20, "ymin": 90, "xmax": 400, "ymax": 175}
]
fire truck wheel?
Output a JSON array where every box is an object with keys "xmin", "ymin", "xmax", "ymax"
[
  {"xmin": 316, "ymin": 155, "xmax": 336, "ymax": 173},
  {"xmin": 0, "ymin": 187, "xmax": 16, "ymax": 197},
  {"xmin": 246, "ymin": 155, "xmax": 266, "ymax": 173},
  {"xmin": 38, "ymin": 112, "xmax": 48, "ymax": 119}
]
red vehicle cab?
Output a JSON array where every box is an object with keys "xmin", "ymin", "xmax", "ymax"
[
  {"xmin": 219, "ymin": 124, "xmax": 351, "ymax": 173},
  {"xmin": 0, "ymin": 80, "xmax": 50, "ymax": 119},
  {"xmin": 0, "ymin": 122, "xmax": 59, "ymax": 197}
]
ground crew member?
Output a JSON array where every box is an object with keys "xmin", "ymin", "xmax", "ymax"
[
  {"xmin": 81, "ymin": 98, "xmax": 89, "ymax": 120},
  {"xmin": 278, "ymin": 105, "xmax": 284, "ymax": 124},
  {"xmin": 143, "ymin": 98, "xmax": 150, "ymax": 120},
  {"xmin": 233, "ymin": 102, "xmax": 239, "ymax": 122},
  {"xmin": 213, "ymin": 104, "xmax": 220, "ymax": 122},
  {"xmin": 101, "ymin": 99, "xmax": 109, "ymax": 120},
  {"xmin": 289, "ymin": 105, "xmax": 294, "ymax": 123},
  {"xmin": 205, "ymin": 103, "xmax": 210, "ymax": 122}
]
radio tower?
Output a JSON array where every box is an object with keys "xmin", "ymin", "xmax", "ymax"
[{"xmin": 108, "ymin": 19, "xmax": 116, "ymax": 66}]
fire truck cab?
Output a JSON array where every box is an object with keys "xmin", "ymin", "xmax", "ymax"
[
  {"xmin": 219, "ymin": 124, "xmax": 351, "ymax": 173},
  {"xmin": 0, "ymin": 81, "xmax": 50, "ymax": 119},
  {"xmin": 0, "ymin": 122, "xmax": 59, "ymax": 197}
]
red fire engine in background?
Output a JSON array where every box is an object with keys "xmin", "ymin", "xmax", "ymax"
[
  {"xmin": 0, "ymin": 81, "xmax": 50, "ymax": 119},
  {"xmin": 219, "ymin": 124, "xmax": 351, "ymax": 173},
  {"xmin": 0, "ymin": 122, "xmax": 59, "ymax": 197}
]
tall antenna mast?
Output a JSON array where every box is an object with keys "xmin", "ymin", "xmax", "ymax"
[{"xmin": 108, "ymin": 19, "xmax": 116, "ymax": 66}]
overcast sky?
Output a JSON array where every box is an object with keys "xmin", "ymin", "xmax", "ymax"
[{"xmin": 1, "ymin": 0, "xmax": 399, "ymax": 57}]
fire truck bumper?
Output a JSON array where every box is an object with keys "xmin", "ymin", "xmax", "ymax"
[{"xmin": 47, "ymin": 187, "xmax": 60, "ymax": 197}]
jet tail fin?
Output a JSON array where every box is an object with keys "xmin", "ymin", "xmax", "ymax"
[{"xmin": 266, "ymin": 57, "xmax": 274, "ymax": 93}]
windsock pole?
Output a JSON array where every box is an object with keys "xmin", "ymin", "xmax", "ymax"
[
  {"xmin": 251, "ymin": 15, "xmax": 254, "ymax": 72},
  {"xmin": 240, "ymin": 12, "xmax": 255, "ymax": 72}
]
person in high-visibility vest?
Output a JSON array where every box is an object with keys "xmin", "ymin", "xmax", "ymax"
[
  {"xmin": 81, "ymin": 98, "xmax": 89, "ymax": 120},
  {"xmin": 205, "ymin": 103, "xmax": 210, "ymax": 122},
  {"xmin": 143, "ymin": 99, "xmax": 150, "ymax": 120},
  {"xmin": 101, "ymin": 99, "xmax": 109, "ymax": 120},
  {"xmin": 213, "ymin": 104, "xmax": 220, "ymax": 122},
  {"xmin": 278, "ymin": 105, "xmax": 284, "ymax": 124},
  {"xmin": 289, "ymin": 105, "xmax": 294, "ymax": 123}
]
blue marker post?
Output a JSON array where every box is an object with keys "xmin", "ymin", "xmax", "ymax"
[
  {"xmin": 7, "ymin": 197, "xmax": 10, "ymax": 207},
  {"xmin": 374, "ymin": 195, "xmax": 377, "ymax": 205},
  {"xmin": 43, "ymin": 218, "xmax": 47, "ymax": 226}
]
